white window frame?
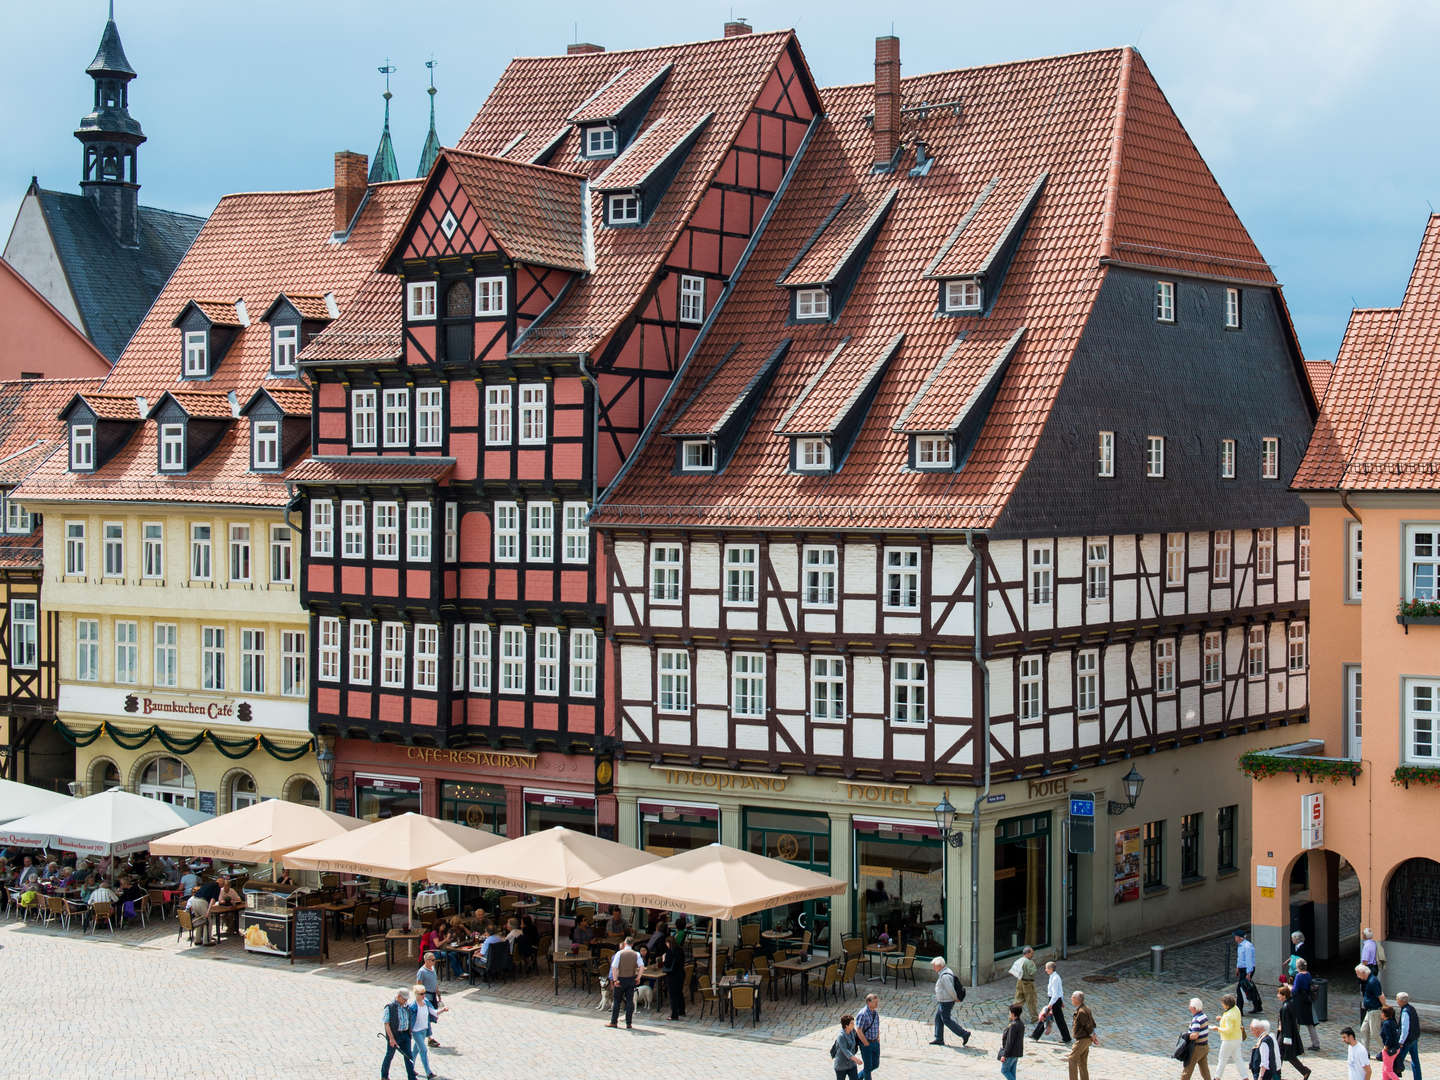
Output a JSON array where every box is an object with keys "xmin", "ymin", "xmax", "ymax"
[
  {"xmin": 607, "ymin": 192, "xmax": 641, "ymax": 224},
  {"xmin": 1155, "ymin": 639, "xmax": 1176, "ymax": 696},
  {"xmin": 1261, "ymin": 436, "xmax": 1280, "ymax": 479},
  {"xmin": 493, "ymin": 502, "xmax": 519, "ymax": 563},
  {"xmin": 1287, "ymin": 622, "xmax": 1307, "ymax": 672},
  {"xmin": 679, "ymin": 274, "xmax": 705, "ymax": 324},
  {"xmin": 1156, "ymin": 280, "xmax": 1175, "ymax": 323},
  {"xmin": 240, "ymin": 628, "xmax": 266, "ymax": 694},
  {"xmin": 803, "ymin": 545, "xmax": 837, "ymax": 608},
  {"xmin": 10, "ymin": 599, "xmax": 37, "ymax": 670},
  {"xmin": 1213, "ymin": 530, "xmax": 1232, "ymax": 584},
  {"xmin": 159, "ymin": 423, "xmax": 185, "ymax": 472},
  {"xmin": 65, "ymin": 521, "xmax": 86, "ymax": 575},
  {"xmin": 681, "ymin": 440, "xmax": 714, "ymax": 472},
  {"xmin": 1029, "ymin": 543, "xmax": 1053, "ymax": 606},
  {"xmin": 731, "ymin": 652, "xmax": 766, "ymax": 719},
  {"xmin": 154, "ymin": 623, "xmax": 178, "ymax": 688},
  {"xmin": 475, "ymin": 275, "xmax": 508, "ymax": 316},
  {"xmin": 795, "ymin": 288, "xmax": 829, "ymax": 320},
  {"xmin": 189, "ymin": 523, "xmax": 212, "ymax": 581},
  {"xmin": 943, "ymin": 278, "xmax": 982, "ymax": 313},
  {"xmin": 76, "ymin": 618, "xmax": 100, "ymax": 681},
  {"xmin": 1345, "ymin": 665, "xmax": 1362, "ymax": 759},
  {"xmin": 350, "ymin": 621, "xmax": 372, "ymax": 686},
  {"xmin": 380, "ymin": 622, "xmax": 406, "ymax": 689},
  {"xmin": 341, "ymin": 501, "xmax": 365, "ymax": 560},
  {"xmin": 415, "ymin": 387, "xmax": 444, "ymax": 448},
  {"xmin": 811, "ymin": 655, "xmax": 846, "ymax": 722},
  {"xmin": 202, "ymin": 625, "xmax": 226, "ymax": 690},
  {"xmin": 1076, "ymin": 649, "xmax": 1099, "ymax": 715},
  {"xmin": 534, "ymin": 626, "xmax": 560, "ymax": 696},
  {"xmin": 113, "ymin": 620, "xmax": 138, "ymax": 684},
  {"xmin": 883, "ymin": 547, "xmax": 921, "ymax": 612},
  {"xmin": 229, "ymin": 523, "xmax": 252, "ymax": 583},
  {"xmin": 280, "ymin": 630, "xmax": 306, "ymax": 697},
  {"xmin": 914, "ymin": 435, "xmax": 954, "ymax": 470},
  {"xmin": 4, "ymin": 498, "xmax": 31, "ymax": 535},
  {"xmin": 453, "ymin": 625, "xmax": 466, "ymax": 691},
  {"xmin": 1019, "ymin": 655, "xmax": 1043, "ymax": 721},
  {"xmin": 527, "ymin": 502, "xmax": 554, "ymax": 563},
  {"xmin": 724, "ymin": 544, "xmax": 758, "ymax": 606},
  {"xmin": 1097, "ymin": 431, "xmax": 1114, "ymax": 478},
  {"xmin": 499, "ymin": 626, "xmax": 526, "ymax": 694},
  {"xmin": 318, "ymin": 617, "xmax": 341, "ymax": 683},
  {"xmin": 70, "ymin": 424, "xmax": 94, "ymax": 470},
  {"xmin": 585, "ymin": 125, "xmax": 617, "ymax": 157},
  {"xmin": 1255, "ymin": 528, "xmax": 1275, "ymax": 579},
  {"xmin": 485, "ymin": 385, "xmax": 512, "ymax": 445},
  {"xmin": 1224, "ymin": 287, "xmax": 1241, "ymax": 329},
  {"xmin": 272, "ymin": 324, "xmax": 298, "ymax": 372},
  {"xmin": 518, "ymin": 384, "xmax": 547, "ymax": 445},
  {"xmin": 1165, "ymin": 533, "xmax": 1185, "ymax": 587},
  {"xmin": 310, "ymin": 500, "xmax": 333, "ymax": 558},
  {"xmin": 413, "ymin": 624, "xmax": 439, "ymax": 692},
  {"xmin": 268, "ymin": 525, "xmax": 292, "ymax": 585},
  {"xmin": 253, "ymin": 420, "xmax": 280, "ymax": 469},
  {"xmin": 183, "ymin": 330, "xmax": 208, "ymax": 376},
  {"xmin": 1085, "ymin": 539, "xmax": 1109, "ymax": 602},
  {"xmin": 570, "ymin": 629, "xmax": 596, "ymax": 697},
  {"xmin": 650, "ymin": 544, "xmax": 682, "ymax": 605},
  {"xmin": 351, "ymin": 389, "xmax": 377, "ymax": 449},
  {"xmin": 407, "ymin": 502, "xmax": 433, "ymax": 562},
  {"xmin": 382, "ymin": 388, "xmax": 410, "ymax": 448},
  {"xmin": 1246, "ymin": 625, "xmax": 1266, "ymax": 681},
  {"xmin": 103, "ymin": 521, "xmax": 124, "ymax": 578},
  {"xmin": 1202, "ymin": 630, "xmax": 1223, "ymax": 688},
  {"xmin": 444, "ymin": 503, "xmax": 458, "ymax": 564},
  {"xmin": 563, "ymin": 502, "xmax": 589, "ymax": 564},
  {"xmin": 1220, "ymin": 438, "xmax": 1236, "ymax": 479},
  {"xmin": 1298, "ymin": 525, "xmax": 1311, "ymax": 578},
  {"xmin": 1404, "ymin": 524, "xmax": 1440, "ymax": 602},
  {"xmin": 1346, "ymin": 521, "xmax": 1363, "ymax": 602},
  {"xmin": 890, "ymin": 658, "xmax": 928, "ymax": 725},
  {"xmin": 1145, "ymin": 435, "xmax": 1165, "ymax": 478},
  {"xmin": 1404, "ymin": 679, "xmax": 1440, "ymax": 765},
  {"xmin": 406, "ymin": 280, "xmax": 437, "ymax": 321},
  {"xmin": 467, "ymin": 624, "xmax": 490, "ymax": 693},
  {"xmin": 657, "ymin": 649, "xmax": 690, "ymax": 713}
]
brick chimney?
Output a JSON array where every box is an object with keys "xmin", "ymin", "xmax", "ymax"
[
  {"xmin": 567, "ymin": 42, "xmax": 605, "ymax": 54},
  {"xmin": 334, "ymin": 151, "xmax": 368, "ymax": 233},
  {"xmin": 873, "ymin": 35, "xmax": 901, "ymax": 171},
  {"xmin": 724, "ymin": 19, "xmax": 752, "ymax": 36}
]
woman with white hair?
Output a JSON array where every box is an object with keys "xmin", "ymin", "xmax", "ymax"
[
  {"xmin": 1287, "ymin": 930, "xmax": 1306, "ymax": 977},
  {"xmin": 1250, "ymin": 1019, "xmax": 1280, "ymax": 1080}
]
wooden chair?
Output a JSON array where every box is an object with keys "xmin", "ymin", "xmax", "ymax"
[
  {"xmin": 43, "ymin": 894, "xmax": 69, "ymax": 929},
  {"xmin": 374, "ymin": 897, "xmax": 395, "ymax": 931},
  {"xmin": 752, "ymin": 955, "xmax": 773, "ymax": 1000},
  {"xmin": 148, "ymin": 888, "xmax": 173, "ymax": 919},
  {"xmin": 809, "ymin": 961, "xmax": 840, "ymax": 1004},
  {"xmin": 176, "ymin": 909, "xmax": 194, "ymax": 944},
  {"xmin": 728, "ymin": 983, "xmax": 757, "ymax": 1027},
  {"xmin": 341, "ymin": 902, "xmax": 370, "ymax": 940},
  {"xmin": 884, "ymin": 944, "xmax": 917, "ymax": 985},
  {"xmin": 89, "ymin": 901, "xmax": 115, "ymax": 935},
  {"xmin": 840, "ymin": 956, "xmax": 860, "ymax": 998},
  {"xmin": 65, "ymin": 898, "xmax": 88, "ymax": 931},
  {"xmin": 731, "ymin": 947, "xmax": 753, "ymax": 972},
  {"xmin": 696, "ymin": 974, "xmax": 718, "ymax": 1019},
  {"xmin": 739, "ymin": 923, "xmax": 761, "ymax": 948},
  {"xmin": 842, "ymin": 935, "xmax": 870, "ymax": 978},
  {"xmin": 363, "ymin": 934, "xmax": 389, "ymax": 972},
  {"xmin": 320, "ymin": 873, "xmax": 340, "ymax": 889},
  {"xmin": 15, "ymin": 889, "xmax": 39, "ymax": 922}
]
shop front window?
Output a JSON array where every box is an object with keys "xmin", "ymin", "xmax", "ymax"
[
  {"xmin": 746, "ymin": 809, "xmax": 832, "ymax": 942},
  {"xmin": 855, "ymin": 819, "xmax": 945, "ymax": 959},
  {"xmin": 440, "ymin": 781, "xmax": 507, "ymax": 835},
  {"xmin": 994, "ymin": 812, "xmax": 1050, "ymax": 956},
  {"xmin": 356, "ymin": 776, "xmax": 422, "ymax": 821},
  {"xmin": 640, "ymin": 801, "xmax": 718, "ymax": 856},
  {"xmin": 523, "ymin": 791, "xmax": 595, "ymax": 835},
  {"xmin": 138, "ymin": 756, "xmax": 196, "ymax": 807}
]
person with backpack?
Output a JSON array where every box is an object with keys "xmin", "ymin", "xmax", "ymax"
[
  {"xmin": 928, "ymin": 955, "xmax": 972, "ymax": 1047},
  {"xmin": 999, "ymin": 1003, "xmax": 1026, "ymax": 1079},
  {"xmin": 832, "ymin": 1014, "xmax": 864, "ymax": 1080}
]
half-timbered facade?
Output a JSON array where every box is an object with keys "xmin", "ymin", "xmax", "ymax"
[
  {"xmin": 294, "ymin": 28, "xmax": 819, "ymax": 834},
  {"xmin": 594, "ymin": 40, "xmax": 1316, "ymax": 976}
]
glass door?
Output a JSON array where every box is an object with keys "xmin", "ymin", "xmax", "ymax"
[{"xmin": 744, "ymin": 809, "xmax": 832, "ymax": 946}]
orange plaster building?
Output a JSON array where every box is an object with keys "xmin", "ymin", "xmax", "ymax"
[
  {"xmin": 1249, "ymin": 216, "xmax": 1440, "ymax": 998},
  {"xmin": 0, "ymin": 258, "xmax": 111, "ymax": 380}
]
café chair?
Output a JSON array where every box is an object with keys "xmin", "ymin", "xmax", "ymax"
[
  {"xmin": 89, "ymin": 901, "xmax": 115, "ymax": 935},
  {"xmin": 65, "ymin": 897, "xmax": 88, "ymax": 932},
  {"xmin": 739, "ymin": 923, "xmax": 761, "ymax": 948},
  {"xmin": 884, "ymin": 944, "xmax": 917, "ymax": 985},
  {"xmin": 840, "ymin": 956, "xmax": 860, "ymax": 998},
  {"xmin": 342, "ymin": 902, "xmax": 371, "ymax": 940},
  {"xmin": 176, "ymin": 910, "xmax": 195, "ymax": 945},
  {"xmin": 374, "ymin": 897, "xmax": 396, "ymax": 932},
  {"xmin": 695, "ymin": 974, "xmax": 717, "ymax": 1020},
  {"xmin": 731, "ymin": 947, "xmax": 754, "ymax": 972},
  {"xmin": 809, "ymin": 961, "xmax": 840, "ymax": 1004},
  {"xmin": 43, "ymin": 894, "xmax": 69, "ymax": 929},
  {"xmin": 363, "ymin": 933, "xmax": 389, "ymax": 972},
  {"xmin": 729, "ymin": 983, "xmax": 757, "ymax": 1027}
]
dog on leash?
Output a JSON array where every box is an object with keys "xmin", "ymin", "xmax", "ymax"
[
  {"xmin": 596, "ymin": 977, "xmax": 613, "ymax": 1011},
  {"xmin": 596, "ymin": 977, "xmax": 655, "ymax": 1012}
]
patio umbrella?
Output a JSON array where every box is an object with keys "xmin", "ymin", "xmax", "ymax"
[
  {"xmin": 1, "ymin": 788, "xmax": 210, "ymax": 857},
  {"xmin": 0, "ymin": 777, "xmax": 71, "ymax": 824},
  {"xmin": 581, "ymin": 842, "xmax": 847, "ymax": 981},
  {"xmin": 149, "ymin": 799, "xmax": 364, "ymax": 863},
  {"xmin": 282, "ymin": 812, "xmax": 504, "ymax": 929},
  {"xmin": 428, "ymin": 825, "xmax": 661, "ymax": 994}
]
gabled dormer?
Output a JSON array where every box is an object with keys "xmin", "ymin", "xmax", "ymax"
[
  {"xmin": 58, "ymin": 393, "xmax": 143, "ymax": 473},
  {"xmin": 594, "ymin": 113, "xmax": 712, "ymax": 228},
  {"xmin": 146, "ymin": 390, "xmax": 235, "ymax": 474},
  {"xmin": 171, "ymin": 298, "xmax": 247, "ymax": 380},
  {"xmin": 777, "ymin": 188, "xmax": 897, "ymax": 324},
  {"xmin": 924, "ymin": 172, "xmax": 1048, "ymax": 318},
  {"xmin": 774, "ymin": 332, "xmax": 903, "ymax": 474},
  {"xmin": 568, "ymin": 63, "xmax": 673, "ymax": 161},
  {"xmin": 894, "ymin": 327, "xmax": 1025, "ymax": 472},
  {"xmin": 663, "ymin": 340, "xmax": 788, "ymax": 474},
  {"xmin": 240, "ymin": 387, "xmax": 310, "ymax": 472},
  {"xmin": 259, "ymin": 293, "xmax": 336, "ymax": 377}
]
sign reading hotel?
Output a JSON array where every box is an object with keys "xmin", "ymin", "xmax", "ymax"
[{"xmin": 58, "ymin": 684, "xmax": 309, "ymax": 733}]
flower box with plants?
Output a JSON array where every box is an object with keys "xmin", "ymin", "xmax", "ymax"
[
  {"xmin": 1239, "ymin": 749, "xmax": 1362, "ymax": 784},
  {"xmin": 1393, "ymin": 765, "xmax": 1440, "ymax": 789},
  {"xmin": 1397, "ymin": 598, "xmax": 1440, "ymax": 628}
]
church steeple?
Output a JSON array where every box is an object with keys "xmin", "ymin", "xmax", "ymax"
[
  {"xmin": 415, "ymin": 58, "xmax": 441, "ymax": 179},
  {"xmin": 75, "ymin": 2, "xmax": 145, "ymax": 246},
  {"xmin": 369, "ymin": 62, "xmax": 400, "ymax": 184}
]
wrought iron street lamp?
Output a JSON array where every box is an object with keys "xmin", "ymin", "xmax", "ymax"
[
  {"xmin": 933, "ymin": 790, "xmax": 965, "ymax": 848},
  {"xmin": 1107, "ymin": 765, "xmax": 1146, "ymax": 816},
  {"xmin": 316, "ymin": 744, "xmax": 335, "ymax": 812}
]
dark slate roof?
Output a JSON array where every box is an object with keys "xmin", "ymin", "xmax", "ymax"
[
  {"xmin": 34, "ymin": 186, "xmax": 205, "ymax": 362},
  {"xmin": 87, "ymin": 18, "xmax": 136, "ymax": 77}
]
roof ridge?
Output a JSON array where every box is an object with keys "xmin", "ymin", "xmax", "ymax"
[
  {"xmin": 1097, "ymin": 46, "xmax": 1133, "ymax": 263},
  {"xmin": 819, "ymin": 44, "xmax": 1129, "ymax": 91},
  {"xmin": 441, "ymin": 145, "xmax": 587, "ymax": 180},
  {"xmin": 509, "ymin": 28, "xmax": 793, "ymax": 63},
  {"xmin": 209, "ymin": 179, "xmax": 423, "ymax": 203}
]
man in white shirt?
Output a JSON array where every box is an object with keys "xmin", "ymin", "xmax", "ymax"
[
  {"xmin": 606, "ymin": 937, "xmax": 642, "ymax": 1030},
  {"xmin": 1042, "ymin": 961, "xmax": 1071, "ymax": 1043},
  {"xmin": 1343, "ymin": 1026, "xmax": 1372, "ymax": 1080},
  {"xmin": 88, "ymin": 880, "xmax": 118, "ymax": 905},
  {"xmin": 185, "ymin": 887, "xmax": 213, "ymax": 946}
]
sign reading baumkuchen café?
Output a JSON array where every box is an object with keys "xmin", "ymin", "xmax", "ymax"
[{"xmin": 58, "ymin": 684, "xmax": 309, "ymax": 732}]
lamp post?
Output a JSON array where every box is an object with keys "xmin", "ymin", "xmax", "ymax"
[
  {"xmin": 933, "ymin": 791, "xmax": 964, "ymax": 848},
  {"xmin": 1106, "ymin": 766, "xmax": 1146, "ymax": 816},
  {"xmin": 316, "ymin": 744, "xmax": 335, "ymax": 812}
]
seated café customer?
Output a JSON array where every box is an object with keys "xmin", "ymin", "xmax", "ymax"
[
  {"xmin": 117, "ymin": 877, "xmax": 146, "ymax": 905},
  {"xmin": 186, "ymin": 887, "xmax": 213, "ymax": 945},
  {"xmin": 275, "ymin": 868, "xmax": 294, "ymax": 887},
  {"xmin": 570, "ymin": 914, "xmax": 594, "ymax": 947},
  {"xmin": 479, "ymin": 925, "xmax": 504, "ymax": 963},
  {"xmin": 88, "ymin": 879, "xmax": 118, "ymax": 906},
  {"xmin": 419, "ymin": 922, "xmax": 447, "ymax": 957},
  {"xmin": 504, "ymin": 918, "xmax": 524, "ymax": 944},
  {"xmin": 197, "ymin": 876, "xmax": 221, "ymax": 903},
  {"xmin": 16, "ymin": 856, "xmax": 38, "ymax": 885},
  {"xmin": 179, "ymin": 867, "xmax": 199, "ymax": 895},
  {"xmin": 215, "ymin": 877, "xmax": 243, "ymax": 905},
  {"xmin": 606, "ymin": 906, "xmax": 626, "ymax": 936},
  {"xmin": 521, "ymin": 914, "xmax": 540, "ymax": 951}
]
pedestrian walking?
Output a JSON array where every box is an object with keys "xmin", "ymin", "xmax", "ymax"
[
  {"xmin": 1210, "ymin": 994, "xmax": 1246, "ymax": 1079},
  {"xmin": 1041, "ymin": 961, "xmax": 1071, "ymax": 1043},
  {"xmin": 1234, "ymin": 930, "xmax": 1262, "ymax": 1014},
  {"xmin": 1396, "ymin": 991, "xmax": 1422, "ymax": 1080},
  {"xmin": 380, "ymin": 988, "xmax": 417, "ymax": 1080},
  {"xmin": 1346, "ymin": 1026, "xmax": 1375, "ymax": 1080},
  {"xmin": 1011, "ymin": 946, "xmax": 1039, "ymax": 1022},
  {"xmin": 1362, "ymin": 929, "xmax": 1379, "ymax": 970},
  {"xmin": 414, "ymin": 953, "xmax": 442, "ymax": 1046},
  {"xmin": 1288, "ymin": 931, "xmax": 1307, "ymax": 977},
  {"xmin": 1358, "ymin": 963, "xmax": 1388, "ymax": 1054},
  {"xmin": 1067, "ymin": 991, "xmax": 1098, "ymax": 1080},
  {"xmin": 855, "ymin": 993, "xmax": 881, "ymax": 1079},
  {"xmin": 409, "ymin": 982, "xmax": 439, "ymax": 1080},
  {"xmin": 832, "ymin": 1014, "xmax": 864, "ymax": 1080},
  {"xmin": 1182, "ymin": 997, "xmax": 1213, "ymax": 1080},
  {"xmin": 1380, "ymin": 1006, "xmax": 1404, "ymax": 1080},
  {"xmin": 1293, "ymin": 959, "xmax": 1321, "ymax": 1050},
  {"xmin": 928, "ymin": 955, "xmax": 972, "ymax": 1047},
  {"xmin": 662, "ymin": 934, "xmax": 686, "ymax": 1021},
  {"xmin": 1278, "ymin": 985, "xmax": 1312, "ymax": 1080},
  {"xmin": 606, "ymin": 936, "xmax": 641, "ymax": 1029},
  {"xmin": 1252, "ymin": 1020, "xmax": 1280, "ymax": 1080},
  {"xmin": 998, "ymin": 1003, "xmax": 1026, "ymax": 1080}
]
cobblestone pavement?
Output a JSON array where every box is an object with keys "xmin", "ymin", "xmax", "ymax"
[{"xmin": 3, "ymin": 911, "xmax": 1401, "ymax": 1079}]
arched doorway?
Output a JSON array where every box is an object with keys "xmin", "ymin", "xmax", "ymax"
[
  {"xmin": 137, "ymin": 756, "xmax": 196, "ymax": 807},
  {"xmin": 88, "ymin": 757, "xmax": 122, "ymax": 795},
  {"xmin": 1282, "ymin": 847, "xmax": 1361, "ymax": 979},
  {"xmin": 1386, "ymin": 858, "xmax": 1440, "ymax": 945},
  {"xmin": 283, "ymin": 776, "xmax": 321, "ymax": 808},
  {"xmin": 222, "ymin": 769, "xmax": 258, "ymax": 812},
  {"xmin": 443, "ymin": 278, "xmax": 474, "ymax": 363}
]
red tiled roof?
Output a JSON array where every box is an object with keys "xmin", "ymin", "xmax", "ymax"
[
  {"xmin": 286, "ymin": 456, "xmax": 455, "ymax": 485},
  {"xmin": 438, "ymin": 150, "xmax": 589, "ymax": 272},
  {"xmin": 298, "ymin": 271, "xmax": 402, "ymax": 364},
  {"xmin": 924, "ymin": 173, "xmax": 1047, "ymax": 280},
  {"xmin": 0, "ymin": 378, "xmax": 103, "ymax": 484},
  {"xmin": 71, "ymin": 392, "xmax": 143, "ymax": 420},
  {"xmin": 1304, "ymin": 360, "xmax": 1333, "ymax": 405},
  {"xmin": 178, "ymin": 299, "xmax": 245, "ymax": 327},
  {"xmin": 778, "ymin": 188, "xmax": 897, "ymax": 288},
  {"xmin": 1295, "ymin": 215, "xmax": 1440, "ymax": 492},
  {"xmin": 896, "ymin": 327, "xmax": 1026, "ymax": 434},
  {"xmin": 568, "ymin": 62, "xmax": 672, "ymax": 123},
  {"xmin": 155, "ymin": 389, "xmax": 234, "ymax": 419},
  {"xmin": 775, "ymin": 332, "xmax": 902, "ymax": 436},
  {"xmin": 0, "ymin": 530, "xmax": 44, "ymax": 569},
  {"xmin": 247, "ymin": 386, "xmax": 311, "ymax": 417},
  {"xmin": 597, "ymin": 47, "xmax": 1284, "ymax": 530},
  {"xmin": 663, "ymin": 343, "xmax": 782, "ymax": 438},
  {"xmin": 594, "ymin": 112, "xmax": 712, "ymax": 191},
  {"xmin": 278, "ymin": 293, "xmax": 333, "ymax": 321}
]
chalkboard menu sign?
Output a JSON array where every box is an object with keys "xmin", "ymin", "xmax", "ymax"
[
  {"xmin": 198, "ymin": 790, "xmax": 217, "ymax": 815},
  {"xmin": 291, "ymin": 907, "xmax": 326, "ymax": 963},
  {"xmin": 334, "ymin": 797, "xmax": 352, "ymax": 816}
]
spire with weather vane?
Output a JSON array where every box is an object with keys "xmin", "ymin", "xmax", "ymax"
[
  {"xmin": 369, "ymin": 60, "xmax": 399, "ymax": 184},
  {"xmin": 416, "ymin": 58, "xmax": 441, "ymax": 178}
]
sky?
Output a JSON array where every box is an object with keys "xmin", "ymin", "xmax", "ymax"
[{"xmin": 5, "ymin": 0, "xmax": 1439, "ymax": 361}]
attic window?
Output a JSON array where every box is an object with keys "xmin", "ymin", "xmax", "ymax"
[
  {"xmin": 71, "ymin": 424, "xmax": 95, "ymax": 471},
  {"xmin": 607, "ymin": 193, "xmax": 641, "ymax": 225},
  {"xmin": 795, "ymin": 437, "xmax": 831, "ymax": 472},
  {"xmin": 585, "ymin": 126, "xmax": 618, "ymax": 158},
  {"xmin": 159, "ymin": 423, "xmax": 186, "ymax": 472},
  {"xmin": 183, "ymin": 331, "xmax": 208, "ymax": 377},
  {"xmin": 253, "ymin": 420, "xmax": 281, "ymax": 471},
  {"xmin": 914, "ymin": 435, "xmax": 954, "ymax": 470},
  {"xmin": 943, "ymin": 279, "xmax": 982, "ymax": 314},
  {"xmin": 681, "ymin": 441, "xmax": 714, "ymax": 472},
  {"xmin": 272, "ymin": 325, "xmax": 298, "ymax": 373},
  {"xmin": 795, "ymin": 288, "xmax": 829, "ymax": 321}
]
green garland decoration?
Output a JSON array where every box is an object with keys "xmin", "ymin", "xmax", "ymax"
[
  {"xmin": 1239, "ymin": 749, "xmax": 1362, "ymax": 784},
  {"xmin": 1393, "ymin": 765, "xmax": 1440, "ymax": 789},
  {"xmin": 52, "ymin": 719, "xmax": 314, "ymax": 763}
]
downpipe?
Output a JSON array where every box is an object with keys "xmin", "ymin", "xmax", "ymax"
[{"xmin": 966, "ymin": 531, "xmax": 990, "ymax": 988}]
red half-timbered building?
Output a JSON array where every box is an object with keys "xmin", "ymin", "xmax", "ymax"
[{"xmin": 295, "ymin": 27, "xmax": 819, "ymax": 834}]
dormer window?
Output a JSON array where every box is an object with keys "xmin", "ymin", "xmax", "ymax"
[
  {"xmin": 407, "ymin": 281, "xmax": 437, "ymax": 321},
  {"xmin": 914, "ymin": 435, "xmax": 954, "ymax": 470},
  {"xmin": 71, "ymin": 424, "xmax": 95, "ymax": 471},
  {"xmin": 795, "ymin": 437, "xmax": 831, "ymax": 472},
  {"xmin": 183, "ymin": 331, "xmax": 208, "ymax": 377},
  {"xmin": 607, "ymin": 193, "xmax": 641, "ymax": 226},
  {"xmin": 943, "ymin": 278, "xmax": 982, "ymax": 314},
  {"xmin": 159, "ymin": 423, "xmax": 186, "ymax": 472},
  {"xmin": 475, "ymin": 276, "xmax": 508, "ymax": 316},
  {"xmin": 272, "ymin": 325, "xmax": 298, "ymax": 373},
  {"xmin": 795, "ymin": 288, "xmax": 829, "ymax": 321},
  {"xmin": 681, "ymin": 440, "xmax": 714, "ymax": 472},
  {"xmin": 585, "ymin": 126, "xmax": 618, "ymax": 158},
  {"xmin": 253, "ymin": 420, "xmax": 280, "ymax": 470}
]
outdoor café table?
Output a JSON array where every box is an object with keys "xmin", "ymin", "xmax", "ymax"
[
  {"xmin": 385, "ymin": 927, "xmax": 422, "ymax": 969},
  {"xmin": 208, "ymin": 902, "xmax": 245, "ymax": 941},
  {"xmin": 771, "ymin": 955, "xmax": 830, "ymax": 1005},
  {"xmin": 716, "ymin": 974, "xmax": 763, "ymax": 1023},
  {"xmin": 318, "ymin": 900, "xmax": 355, "ymax": 937},
  {"xmin": 512, "ymin": 899, "xmax": 541, "ymax": 911},
  {"xmin": 552, "ymin": 950, "xmax": 589, "ymax": 989},
  {"xmin": 865, "ymin": 943, "xmax": 899, "ymax": 983}
]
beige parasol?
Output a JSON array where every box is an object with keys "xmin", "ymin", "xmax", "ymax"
[
  {"xmin": 428, "ymin": 826, "xmax": 661, "ymax": 994},
  {"xmin": 149, "ymin": 799, "xmax": 364, "ymax": 862},
  {"xmin": 283, "ymin": 812, "xmax": 504, "ymax": 928}
]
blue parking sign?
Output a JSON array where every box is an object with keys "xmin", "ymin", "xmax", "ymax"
[{"xmin": 1069, "ymin": 796, "xmax": 1095, "ymax": 818}]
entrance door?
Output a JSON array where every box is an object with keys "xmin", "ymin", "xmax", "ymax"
[{"xmin": 744, "ymin": 809, "xmax": 832, "ymax": 946}]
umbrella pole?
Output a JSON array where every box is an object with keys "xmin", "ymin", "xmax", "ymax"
[
  {"xmin": 406, "ymin": 880, "xmax": 413, "ymax": 932},
  {"xmin": 553, "ymin": 896, "xmax": 561, "ymax": 997},
  {"xmin": 711, "ymin": 917, "xmax": 718, "ymax": 983}
]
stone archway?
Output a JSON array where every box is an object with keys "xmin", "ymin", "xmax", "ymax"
[
  {"xmin": 87, "ymin": 756, "xmax": 122, "ymax": 795},
  {"xmin": 1279, "ymin": 846, "xmax": 1362, "ymax": 978}
]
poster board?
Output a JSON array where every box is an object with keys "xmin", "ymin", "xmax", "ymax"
[
  {"xmin": 291, "ymin": 907, "xmax": 326, "ymax": 963},
  {"xmin": 1113, "ymin": 826, "xmax": 1141, "ymax": 903}
]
